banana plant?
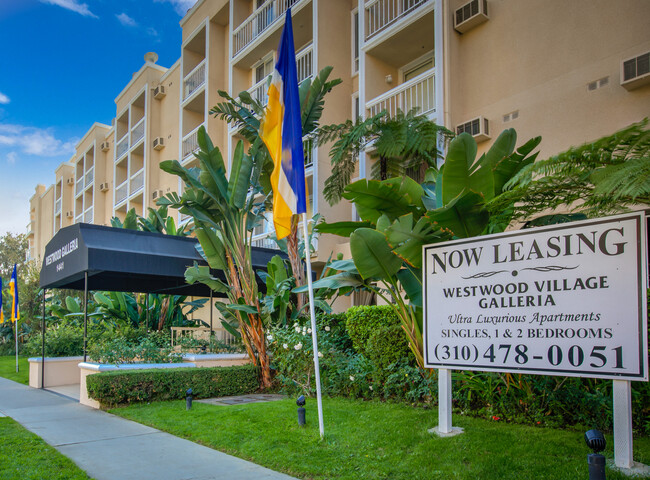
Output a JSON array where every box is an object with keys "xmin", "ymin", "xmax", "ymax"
[
  {"xmin": 159, "ymin": 127, "xmax": 274, "ymax": 388},
  {"xmin": 310, "ymin": 129, "xmax": 541, "ymax": 369}
]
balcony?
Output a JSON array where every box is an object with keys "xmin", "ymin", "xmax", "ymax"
[
  {"xmin": 366, "ymin": 69, "xmax": 435, "ymax": 118},
  {"xmin": 116, "ymin": 134, "xmax": 129, "ymax": 160},
  {"xmin": 183, "ymin": 60, "xmax": 206, "ymax": 101},
  {"xmin": 129, "ymin": 169, "xmax": 144, "ymax": 196},
  {"xmin": 182, "ymin": 124, "xmax": 203, "ymax": 161},
  {"xmin": 233, "ymin": 0, "xmax": 301, "ymax": 57},
  {"xmin": 115, "ymin": 180, "xmax": 128, "ymax": 205},
  {"xmin": 84, "ymin": 167, "xmax": 94, "ymax": 188},
  {"xmin": 84, "ymin": 207, "xmax": 93, "ymax": 224},
  {"xmin": 251, "ymin": 232, "xmax": 279, "ymax": 250},
  {"xmin": 55, "ymin": 197, "xmax": 62, "ymax": 215},
  {"xmin": 365, "ymin": 0, "xmax": 431, "ymax": 40},
  {"xmin": 131, "ymin": 118, "xmax": 145, "ymax": 145},
  {"xmin": 75, "ymin": 178, "xmax": 84, "ymax": 196},
  {"xmin": 75, "ymin": 213, "xmax": 83, "ymax": 224}
]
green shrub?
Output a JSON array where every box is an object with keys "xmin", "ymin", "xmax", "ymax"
[
  {"xmin": 317, "ymin": 312, "xmax": 353, "ymax": 353},
  {"xmin": 23, "ymin": 325, "xmax": 86, "ymax": 357},
  {"xmin": 86, "ymin": 364, "xmax": 260, "ymax": 407},
  {"xmin": 366, "ymin": 324, "xmax": 411, "ymax": 373},
  {"xmin": 345, "ymin": 305, "xmax": 401, "ymax": 357},
  {"xmin": 87, "ymin": 337, "xmax": 181, "ymax": 365}
]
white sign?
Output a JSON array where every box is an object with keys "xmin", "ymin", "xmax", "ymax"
[{"xmin": 423, "ymin": 213, "xmax": 648, "ymax": 381}]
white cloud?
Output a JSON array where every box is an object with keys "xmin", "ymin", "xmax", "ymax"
[
  {"xmin": 0, "ymin": 92, "xmax": 9, "ymax": 105},
  {"xmin": 154, "ymin": 0, "xmax": 197, "ymax": 16},
  {"xmin": 0, "ymin": 124, "xmax": 77, "ymax": 158},
  {"xmin": 147, "ymin": 27, "xmax": 159, "ymax": 37},
  {"xmin": 6, "ymin": 152, "xmax": 17, "ymax": 164},
  {"xmin": 116, "ymin": 12, "xmax": 137, "ymax": 27},
  {"xmin": 40, "ymin": 0, "xmax": 98, "ymax": 18}
]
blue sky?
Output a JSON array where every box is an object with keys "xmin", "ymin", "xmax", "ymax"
[{"xmin": 0, "ymin": 0, "xmax": 197, "ymax": 235}]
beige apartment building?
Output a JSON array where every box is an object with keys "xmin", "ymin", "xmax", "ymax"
[{"xmin": 28, "ymin": 0, "xmax": 650, "ymax": 276}]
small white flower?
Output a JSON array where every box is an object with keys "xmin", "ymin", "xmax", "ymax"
[
  {"xmin": 318, "ymin": 351, "xmax": 323, "ymax": 358},
  {"xmin": 324, "ymin": 326, "xmax": 331, "ymax": 332},
  {"xmin": 293, "ymin": 322, "xmax": 298, "ymax": 327},
  {"xmin": 294, "ymin": 342, "xmax": 303, "ymax": 350},
  {"xmin": 267, "ymin": 335, "xmax": 273, "ymax": 341},
  {"xmin": 349, "ymin": 375, "xmax": 355, "ymax": 381},
  {"xmin": 283, "ymin": 343, "xmax": 289, "ymax": 350},
  {"xmin": 307, "ymin": 328, "xmax": 312, "ymax": 334},
  {"xmin": 369, "ymin": 385, "xmax": 373, "ymax": 391},
  {"xmin": 295, "ymin": 326, "xmax": 301, "ymax": 333}
]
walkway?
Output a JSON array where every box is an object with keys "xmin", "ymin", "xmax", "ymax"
[{"xmin": 0, "ymin": 377, "xmax": 296, "ymax": 480}]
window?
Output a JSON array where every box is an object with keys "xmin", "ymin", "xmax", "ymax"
[
  {"xmin": 352, "ymin": 9, "xmax": 359, "ymax": 74},
  {"xmin": 403, "ymin": 57, "xmax": 433, "ymax": 82}
]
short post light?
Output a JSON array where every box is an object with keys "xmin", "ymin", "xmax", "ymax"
[
  {"xmin": 186, "ymin": 388, "xmax": 193, "ymax": 410},
  {"xmin": 584, "ymin": 429, "xmax": 606, "ymax": 480},
  {"xmin": 297, "ymin": 395, "xmax": 306, "ymax": 426}
]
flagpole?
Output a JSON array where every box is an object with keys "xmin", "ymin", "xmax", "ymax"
[
  {"xmin": 302, "ymin": 213, "xmax": 324, "ymax": 438},
  {"xmin": 15, "ymin": 312, "xmax": 18, "ymax": 373}
]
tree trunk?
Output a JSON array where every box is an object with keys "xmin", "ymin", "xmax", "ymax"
[{"xmin": 287, "ymin": 218, "xmax": 305, "ymax": 311}]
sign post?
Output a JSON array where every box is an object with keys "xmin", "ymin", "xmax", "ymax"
[{"xmin": 423, "ymin": 212, "xmax": 648, "ymax": 466}]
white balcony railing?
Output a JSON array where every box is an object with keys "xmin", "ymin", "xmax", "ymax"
[
  {"xmin": 365, "ymin": 0, "xmax": 430, "ymax": 40},
  {"xmin": 183, "ymin": 60, "xmax": 206, "ymax": 100},
  {"xmin": 252, "ymin": 232, "xmax": 279, "ymax": 250},
  {"xmin": 131, "ymin": 118, "xmax": 145, "ymax": 145},
  {"xmin": 116, "ymin": 135, "xmax": 129, "ymax": 160},
  {"xmin": 115, "ymin": 180, "xmax": 128, "ymax": 205},
  {"xmin": 84, "ymin": 207, "xmax": 93, "ymax": 224},
  {"xmin": 130, "ymin": 169, "xmax": 144, "ymax": 196},
  {"xmin": 366, "ymin": 69, "xmax": 435, "ymax": 118},
  {"xmin": 75, "ymin": 213, "xmax": 83, "ymax": 224},
  {"xmin": 55, "ymin": 198, "xmax": 62, "ymax": 215},
  {"xmin": 296, "ymin": 45, "xmax": 313, "ymax": 84},
  {"xmin": 85, "ymin": 167, "xmax": 94, "ymax": 188},
  {"xmin": 75, "ymin": 178, "xmax": 84, "ymax": 196},
  {"xmin": 182, "ymin": 124, "xmax": 203, "ymax": 160},
  {"xmin": 233, "ymin": 0, "xmax": 301, "ymax": 57},
  {"xmin": 303, "ymin": 136, "xmax": 314, "ymax": 168}
]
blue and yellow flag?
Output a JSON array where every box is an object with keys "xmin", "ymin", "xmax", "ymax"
[
  {"xmin": 260, "ymin": 8, "xmax": 307, "ymax": 240},
  {"xmin": 0, "ymin": 277, "xmax": 4, "ymax": 323},
  {"xmin": 9, "ymin": 264, "xmax": 19, "ymax": 323}
]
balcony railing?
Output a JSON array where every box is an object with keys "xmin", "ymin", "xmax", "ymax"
[
  {"xmin": 55, "ymin": 198, "xmax": 62, "ymax": 215},
  {"xmin": 130, "ymin": 169, "xmax": 144, "ymax": 196},
  {"xmin": 85, "ymin": 167, "xmax": 94, "ymax": 188},
  {"xmin": 75, "ymin": 178, "xmax": 84, "ymax": 196},
  {"xmin": 84, "ymin": 207, "xmax": 93, "ymax": 224},
  {"xmin": 366, "ymin": 69, "xmax": 435, "ymax": 118},
  {"xmin": 182, "ymin": 124, "xmax": 203, "ymax": 160},
  {"xmin": 115, "ymin": 180, "xmax": 128, "ymax": 205},
  {"xmin": 116, "ymin": 135, "xmax": 129, "ymax": 160},
  {"xmin": 131, "ymin": 118, "xmax": 145, "ymax": 145},
  {"xmin": 365, "ymin": 0, "xmax": 430, "ymax": 40},
  {"xmin": 233, "ymin": 0, "xmax": 301, "ymax": 57},
  {"xmin": 304, "ymin": 136, "xmax": 314, "ymax": 168},
  {"xmin": 296, "ymin": 45, "xmax": 313, "ymax": 84},
  {"xmin": 183, "ymin": 60, "xmax": 206, "ymax": 100},
  {"xmin": 251, "ymin": 232, "xmax": 279, "ymax": 250},
  {"xmin": 75, "ymin": 213, "xmax": 83, "ymax": 224}
]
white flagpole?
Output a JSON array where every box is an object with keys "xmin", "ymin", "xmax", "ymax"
[
  {"xmin": 15, "ymin": 316, "xmax": 18, "ymax": 373},
  {"xmin": 301, "ymin": 213, "xmax": 325, "ymax": 438}
]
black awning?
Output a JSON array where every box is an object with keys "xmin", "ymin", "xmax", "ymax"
[{"xmin": 40, "ymin": 223, "xmax": 283, "ymax": 297}]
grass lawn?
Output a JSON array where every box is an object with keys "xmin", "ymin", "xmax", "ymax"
[
  {"xmin": 0, "ymin": 355, "xmax": 29, "ymax": 385},
  {"xmin": 112, "ymin": 397, "xmax": 650, "ymax": 480},
  {"xmin": 0, "ymin": 417, "xmax": 93, "ymax": 480}
]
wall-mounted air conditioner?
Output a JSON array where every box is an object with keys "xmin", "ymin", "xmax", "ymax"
[
  {"xmin": 99, "ymin": 182, "xmax": 109, "ymax": 192},
  {"xmin": 454, "ymin": 0, "xmax": 489, "ymax": 34},
  {"xmin": 621, "ymin": 52, "xmax": 650, "ymax": 90},
  {"xmin": 100, "ymin": 141, "xmax": 110, "ymax": 152},
  {"xmin": 152, "ymin": 190, "xmax": 164, "ymax": 200},
  {"xmin": 153, "ymin": 137, "xmax": 165, "ymax": 150},
  {"xmin": 456, "ymin": 116, "xmax": 490, "ymax": 142},
  {"xmin": 66, "ymin": 177, "xmax": 74, "ymax": 185},
  {"xmin": 65, "ymin": 211, "xmax": 73, "ymax": 218},
  {"xmin": 153, "ymin": 85, "xmax": 166, "ymax": 99}
]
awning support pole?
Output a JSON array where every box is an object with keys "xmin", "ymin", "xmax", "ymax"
[
  {"xmin": 83, "ymin": 272, "xmax": 88, "ymax": 362},
  {"xmin": 41, "ymin": 289, "xmax": 46, "ymax": 389}
]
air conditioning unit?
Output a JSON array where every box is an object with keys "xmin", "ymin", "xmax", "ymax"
[
  {"xmin": 454, "ymin": 0, "xmax": 489, "ymax": 34},
  {"xmin": 99, "ymin": 182, "xmax": 109, "ymax": 192},
  {"xmin": 153, "ymin": 85, "xmax": 166, "ymax": 99},
  {"xmin": 621, "ymin": 51, "xmax": 650, "ymax": 90},
  {"xmin": 65, "ymin": 211, "xmax": 73, "ymax": 218},
  {"xmin": 66, "ymin": 177, "xmax": 74, "ymax": 185},
  {"xmin": 153, "ymin": 137, "xmax": 165, "ymax": 150},
  {"xmin": 456, "ymin": 116, "xmax": 490, "ymax": 142},
  {"xmin": 100, "ymin": 141, "xmax": 110, "ymax": 152},
  {"xmin": 152, "ymin": 189, "xmax": 164, "ymax": 200}
]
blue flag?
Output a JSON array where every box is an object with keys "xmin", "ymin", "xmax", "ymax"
[{"xmin": 9, "ymin": 264, "xmax": 19, "ymax": 323}]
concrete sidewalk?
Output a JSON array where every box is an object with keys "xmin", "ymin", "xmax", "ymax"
[{"xmin": 0, "ymin": 377, "xmax": 296, "ymax": 480}]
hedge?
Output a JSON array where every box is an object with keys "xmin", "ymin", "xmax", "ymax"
[
  {"xmin": 345, "ymin": 305, "xmax": 401, "ymax": 356},
  {"xmin": 86, "ymin": 365, "xmax": 260, "ymax": 407}
]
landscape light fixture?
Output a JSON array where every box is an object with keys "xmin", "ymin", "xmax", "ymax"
[
  {"xmin": 186, "ymin": 388, "xmax": 193, "ymax": 410},
  {"xmin": 297, "ymin": 395, "xmax": 306, "ymax": 426},
  {"xmin": 584, "ymin": 429, "xmax": 606, "ymax": 480}
]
